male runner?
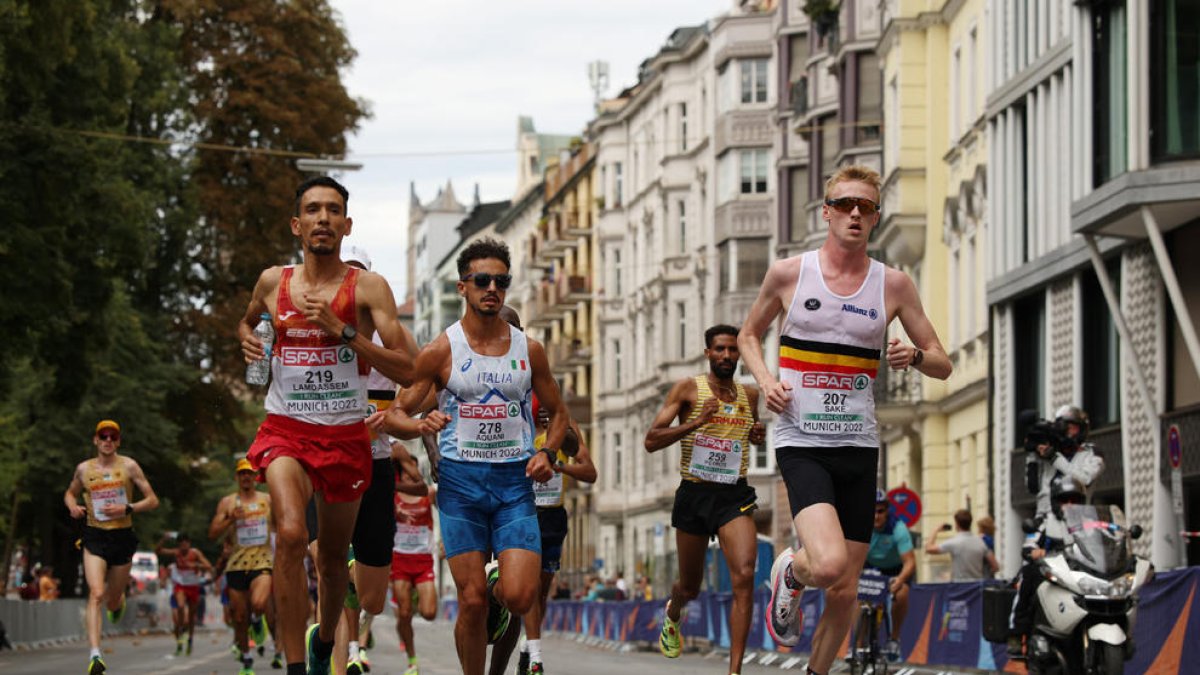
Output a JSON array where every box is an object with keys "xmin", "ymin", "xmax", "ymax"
[
  {"xmin": 391, "ymin": 453, "xmax": 437, "ymax": 675},
  {"xmin": 489, "ymin": 305, "xmax": 598, "ymax": 675},
  {"xmin": 238, "ymin": 176, "xmax": 416, "ymax": 675},
  {"xmin": 738, "ymin": 164, "xmax": 951, "ymax": 675},
  {"xmin": 372, "ymin": 237, "xmax": 567, "ymax": 675},
  {"xmin": 65, "ymin": 420, "xmax": 160, "ymax": 675},
  {"xmin": 209, "ymin": 457, "xmax": 280, "ymax": 673},
  {"xmin": 645, "ymin": 324, "xmax": 764, "ymax": 675},
  {"xmin": 157, "ymin": 532, "xmax": 214, "ymax": 656}
]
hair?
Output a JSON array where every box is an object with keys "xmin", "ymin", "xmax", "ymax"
[
  {"xmin": 704, "ymin": 324, "xmax": 739, "ymax": 349},
  {"xmin": 176, "ymin": 533, "xmax": 191, "ymax": 543},
  {"xmin": 823, "ymin": 164, "xmax": 882, "ymax": 201},
  {"xmin": 499, "ymin": 305, "xmax": 522, "ymax": 330},
  {"xmin": 977, "ymin": 515, "xmax": 995, "ymax": 536},
  {"xmin": 456, "ymin": 237, "xmax": 511, "ymax": 277},
  {"xmin": 294, "ymin": 176, "xmax": 350, "ymax": 216},
  {"xmin": 953, "ymin": 509, "xmax": 973, "ymax": 531}
]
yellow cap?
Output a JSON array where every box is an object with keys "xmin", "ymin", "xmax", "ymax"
[
  {"xmin": 95, "ymin": 420, "xmax": 120, "ymax": 435},
  {"xmin": 236, "ymin": 458, "xmax": 255, "ymax": 473}
]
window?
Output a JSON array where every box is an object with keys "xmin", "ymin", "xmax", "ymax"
[
  {"xmin": 789, "ymin": 167, "xmax": 809, "ymax": 242},
  {"xmin": 613, "ymin": 339, "xmax": 622, "ymax": 389},
  {"xmin": 677, "ymin": 301, "xmax": 687, "ymax": 359},
  {"xmin": 613, "ymin": 162, "xmax": 624, "ymax": 207},
  {"xmin": 737, "ymin": 239, "xmax": 771, "ymax": 289},
  {"xmin": 1094, "ymin": 3, "xmax": 1128, "ymax": 185},
  {"xmin": 740, "ymin": 59, "xmax": 768, "ymax": 104},
  {"xmin": 718, "ymin": 242, "xmax": 732, "ymax": 292},
  {"xmin": 740, "ymin": 149, "xmax": 769, "ymax": 194},
  {"xmin": 678, "ymin": 199, "xmax": 688, "ymax": 252},
  {"xmin": 1082, "ymin": 263, "xmax": 1121, "ymax": 428},
  {"xmin": 857, "ymin": 54, "xmax": 882, "ymax": 144},
  {"xmin": 679, "ymin": 103, "xmax": 689, "ymax": 152},
  {"xmin": 1012, "ymin": 293, "xmax": 1045, "ymax": 435},
  {"xmin": 1151, "ymin": 0, "xmax": 1200, "ymax": 161},
  {"xmin": 613, "ymin": 248, "xmax": 622, "ymax": 295},
  {"xmin": 613, "ymin": 432, "xmax": 623, "ymax": 485},
  {"xmin": 820, "ymin": 114, "xmax": 838, "ymax": 181},
  {"xmin": 753, "ymin": 434, "xmax": 769, "ymax": 471}
]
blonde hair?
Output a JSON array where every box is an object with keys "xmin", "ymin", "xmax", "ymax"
[
  {"xmin": 977, "ymin": 515, "xmax": 995, "ymax": 535},
  {"xmin": 824, "ymin": 164, "xmax": 882, "ymax": 201}
]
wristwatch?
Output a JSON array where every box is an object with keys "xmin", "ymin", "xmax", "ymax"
[
  {"xmin": 341, "ymin": 324, "xmax": 357, "ymax": 343},
  {"xmin": 541, "ymin": 447, "xmax": 559, "ymax": 466},
  {"xmin": 125, "ymin": 504, "xmax": 134, "ymax": 515}
]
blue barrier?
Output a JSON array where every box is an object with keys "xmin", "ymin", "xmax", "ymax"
[{"xmin": 443, "ymin": 567, "xmax": 1200, "ymax": 671}]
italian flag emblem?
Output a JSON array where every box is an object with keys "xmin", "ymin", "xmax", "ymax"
[{"xmin": 510, "ymin": 359, "xmax": 527, "ymax": 370}]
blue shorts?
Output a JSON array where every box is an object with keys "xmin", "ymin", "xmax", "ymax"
[{"xmin": 438, "ymin": 459, "xmax": 541, "ymax": 558}]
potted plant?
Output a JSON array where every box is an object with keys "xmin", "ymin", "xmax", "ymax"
[{"xmin": 803, "ymin": 0, "xmax": 839, "ymax": 38}]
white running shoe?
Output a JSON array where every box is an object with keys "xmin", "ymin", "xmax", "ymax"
[{"xmin": 765, "ymin": 547, "xmax": 803, "ymax": 646}]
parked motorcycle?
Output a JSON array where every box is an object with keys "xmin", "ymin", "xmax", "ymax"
[{"xmin": 1026, "ymin": 503, "xmax": 1153, "ymax": 674}]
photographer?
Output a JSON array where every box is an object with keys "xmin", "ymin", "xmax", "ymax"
[{"xmin": 1008, "ymin": 405, "xmax": 1105, "ymax": 657}]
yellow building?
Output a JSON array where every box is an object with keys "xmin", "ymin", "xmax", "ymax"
[{"xmin": 877, "ymin": 0, "xmax": 990, "ymax": 581}]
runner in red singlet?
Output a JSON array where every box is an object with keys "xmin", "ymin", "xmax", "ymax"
[{"xmin": 157, "ymin": 533, "xmax": 214, "ymax": 656}]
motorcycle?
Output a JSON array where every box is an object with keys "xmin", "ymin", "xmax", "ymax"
[{"xmin": 1026, "ymin": 503, "xmax": 1154, "ymax": 674}]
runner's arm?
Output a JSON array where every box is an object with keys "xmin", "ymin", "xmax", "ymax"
[
  {"xmin": 558, "ymin": 418, "xmax": 597, "ymax": 484},
  {"xmin": 64, "ymin": 464, "xmax": 86, "ymax": 519},
  {"xmin": 738, "ymin": 260, "xmax": 792, "ymax": 413},
  {"xmin": 194, "ymin": 550, "xmax": 215, "ymax": 572},
  {"xmin": 528, "ymin": 339, "xmax": 568, "ymax": 455},
  {"xmin": 887, "ymin": 269, "xmax": 952, "ymax": 380},
  {"xmin": 238, "ymin": 267, "xmax": 281, "ymax": 363},
  {"xmin": 207, "ymin": 495, "xmax": 234, "ymax": 541},
  {"xmin": 747, "ymin": 386, "xmax": 766, "ymax": 445},
  {"xmin": 127, "ymin": 458, "xmax": 159, "ymax": 514},
  {"xmin": 897, "ymin": 550, "xmax": 916, "ymax": 585},
  {"xmin": 373, "ymin": 338, "xmax": 446, "ymax": 440},
  {"xmin": 644, "ymin": 379, "xmax": 705, "ymax": 452},
  {"xmin": 350, "ymin": 272, "xmax": 418, "ymax": 385}
]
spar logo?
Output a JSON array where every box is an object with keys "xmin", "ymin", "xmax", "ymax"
[
  {"xmin": 461, "ymin": 402, "xmax": 520, "ymax": 419},
  {"xmin": 338, "ymin": 346, "xmax": 355, "ymax": 363},
  {"xmin": 801, "ymin": 373, "xmax": 873, "ymax": 390},
  {"xmin": 280, "ymin": 346, "xmax": 338, "ymax": 367}
]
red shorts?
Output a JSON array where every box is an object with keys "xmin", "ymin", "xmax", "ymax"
[
  {"xmin": 175, "ymin": 584, "xmax": 201, "ymax": 606},
  {"xmin": 390, "ymin": 552, "xmax": 435, "ymax": 585},
  {"xmin": 248, "ymin": 415, "xmax": 371, "ymax": 503}
]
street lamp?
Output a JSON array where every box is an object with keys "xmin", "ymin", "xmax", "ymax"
[{"xmin": 295, "ymin": 157, "xmax": 364, "ymax": 174}]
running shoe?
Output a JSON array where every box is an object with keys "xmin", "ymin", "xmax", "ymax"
[
  {"xmin": 87, "ymin": 655, "xmax": 106, "ymax": 674},
  {"xmin": 271, "ymin": 652, "xmax": 284, "ymax": 669},
  {"xmin": 230, "ymin": 643, "xmax": 241, "ymax": 660},
  {"xmin": 186, "ymin": 637, "xmax": 193, "ymax": 656},
  {"xmin": 884, "ymin": 639, "xmax": 901, "ymax": 663},
  {"xmin": 105, "ymin": 596, "xmax": 126, "ymax": 624},
  {"xmin": 250, "ymin": 614, "xmax": 268, "ymax": 649},
  {"xmin": 239, "ymin": 657, "xmax": 256, "ymax": 675},
  {"xmin": 516, "ymin": 650, "xmax": 530, "ymax": 675},
  {"xmin": 485, "ymin": 562, "xmax": 510, "ymax": 644},
  {"xmin": 176, "ymin": 637, "xmax": 185, "ymax": 656},
  {"xmin": 528, "ymin": 661, "xmax": 544, "ymax": 674},
  {"xmin": 306, "ymin": 623, "xmax": 330, "ymax": 675},
  {"xmin": 766, "ymin": 547, "xmax": 803, "ymax": 647},
  {"xmin": 659, "ymin": 601, "xmax": 681, "ymax": 658},
  {"xmin": 345, "ymin": 660, "xmax": 364, "ymax": 675},
  {"xmin": 358, "ymin": 649, "xmax": 371, "ymax": 672},
  {"xmin": 403, "ymin": 664, "xmax": 419, "ymax": 675}
]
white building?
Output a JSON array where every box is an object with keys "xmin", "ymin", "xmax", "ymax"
[{"xmin": 408, "ymin": 182, "xmax": 466, "ymax": 346}]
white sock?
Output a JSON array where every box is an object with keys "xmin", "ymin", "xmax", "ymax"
[
  {"xmin": 527, "ymin": 639, "xmax": 542, "ymax": 663},
  {"xmin": 90, "ymin": 648, "xmax": 101, "ymax": 659},
  {"xmin": 241, "ymin": 650, "xmax": 252, "ymax": 661},
  {"xmin": 348, "ymin": 640, "xmax": 359, "ymax": 661}
]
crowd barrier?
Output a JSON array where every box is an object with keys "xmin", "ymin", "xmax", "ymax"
[
  {"xmin": 2, "ymin": 589, "xmax": 222, "ymax": 649},
  {"xmin": 442, "ymin": 566, "xmax": 1200, "ymax": 672}
]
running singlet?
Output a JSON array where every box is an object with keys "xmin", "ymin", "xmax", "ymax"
[
  {"xmin": 82, "ymin": 459, "xmax": 134, "ymax": 529},
  {"xmin": 174, "ymin": 550, "xmax": 203, "ymax": 586},
  {"xmin": 532, "ymin": 430, "xmax": 568, "ymax": 507},
  {"xmin": 679, "ymin": 376, "xmax": 754, "ymax": 483},
  {"xmin": 226, "ymin": 493, "xmax": 272, "ymax": 572},
  {"xmin": 776, "ymin": 250, "xmax": 886, "ymax": 448},
  {"xmin": 366, "ymin": 334, "xmax": 397, "ymax": 460},
  {"xmin": 264, "ymin": 266, "xmax": 368, "ymax": 425},
  {"xmin": 436, "ymin": 321, "xmax": 535, "ymax": 463},
  {"xmin": 393, "ymin": 494, "xmax": 434, "ymax": 555}
]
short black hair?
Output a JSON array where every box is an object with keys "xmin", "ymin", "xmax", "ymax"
[
  {"xmin": 294, "ymin": 176, "xmax": 349, "ymax": 216},
  {"xmin": 704, "ymin": 324, "xmax": 739, "ymax": 349},
  {"xmin": 456, "ymin": 237, "xmax": 511, "ymax": 277}
]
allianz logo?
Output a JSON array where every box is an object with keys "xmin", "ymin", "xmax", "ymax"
[{"xmin": 841, "ymin": 303, "xmax": 878, "ymax": 320}]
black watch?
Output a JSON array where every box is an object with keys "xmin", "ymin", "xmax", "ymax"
[
  {"xmin": 341, "ymin": 324, "xmax": 357, "ymax": 343},
  {"xmin": 125, "ymin": 504, "xmax": 134, "ymax": 515},
  {"xmin": 542, "ymin": 447, "xmax": 559, "ymax": 465}
]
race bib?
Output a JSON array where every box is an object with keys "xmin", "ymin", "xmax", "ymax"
[
  {"xmin": 276, "ymin": 345, "xmax": 364, "ymax": 417},
  {"xmin": 236, "ymin": 515, "xmax": 269, "ymax": 547},
  {"xmin": 688, "ymin": 433, "xmax": 743, "ymax": 484},
  {"xmin": 393, "ymin": 524, "xmax": 432, "ymax": 554},
  {"xmin": 457, "ymin": 401, "xmax": 526, "ymax": 462},
  {"xmin": 90, "ymin": 481, "xmax": 129, "ymax": 521},
  {"xmin": 534, "ymin": 472, "xmax": 563, "ymax": 507},
  {"xmin": 793, "ymin": 373, "xmax": 873, "ymax": 435}
]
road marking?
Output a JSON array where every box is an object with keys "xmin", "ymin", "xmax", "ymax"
[{"xmin": 781, "ymin": 655, "xmax": 803, "ymax": 669}]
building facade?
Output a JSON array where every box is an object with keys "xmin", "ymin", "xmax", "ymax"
[{"xmin": 408, "ymin": 182, "xmax": 466, "ymax": 346}]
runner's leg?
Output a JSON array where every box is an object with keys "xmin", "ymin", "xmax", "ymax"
[
  {"xmin": 795, "ymin": 504, "xmax": 868, "ymax": 674},
  {"xmin": 666, "ymin": 530, "xmax": 707, "ymax": 623},
  {"xmin": 82, "ymin": 550, "xmax": 108, "ymax": 651},
  {"xmin": 494, "ymin": 548, "xmax": 540, "ymax": 616},
  {"xmin": 716, "ymin": 515, "xmax": 757, "ymax": 675},
  {"xmin": 314, "ymin": 496, "xmax": 361, "ymax": 644},
  {"xmin": 264, "ymin": 457, "xmax": 315, "ymax": 666},
  {"xmin": 416, "ymin": 579, "xmax": 437, "ymax": 621},
  {"xmin": 393, "ymin": 578, "xmax": 416, "ymax": 660},
  {"xmin": 228, "ymin": 586, "xmax": 250, "ymax": 655},
  {"xmin": 103, "ymin": 563, "xmax": 132, "ymax": 615},
  {"xmin": 447, "ymin": 551, "xmax": 489, "ymax": 675}
]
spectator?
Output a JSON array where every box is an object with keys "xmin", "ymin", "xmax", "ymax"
[
  {"xmin": 583, "ymin": 576, "xmax": 607, "ymax": 601},
  {"xmin": 38, "ymin": 566, "xmax": 59, "ymax": 601},
  {"xmin": 614, "ymin": 571, "xmax": 628, "ymax": 597},
  {"xmin": 924, "ymin": 509, "xmax": 998, "ymax": 581},
  {"xmin": 635, "ymin": 575, "xmax": 654, "ymax": 601},
  {"xmin": 977, "ymin": 515, "xmax": 996, "ymax": 552}
]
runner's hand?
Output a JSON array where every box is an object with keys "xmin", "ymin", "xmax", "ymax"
[
  {"xmin": 241, "ymin": 333, "xmax": 265, "ymax": 364},
  {"xmin": 101, "ymin": 503, "xmax": 126, "ymax": 519},
  {"xmin": 301, "ymin": 293, "xmax": 341, "ymax": 337},
  {"xmin": 417, "ymin": 411, "xmax": 451, "ymax": 435},
  {"xmin": 68, "ymin": 504, "xmax": 86, "ymax": 519},
  {"xmin": 526, "ymin": 451, "xmax": 554, "ymax": 483},
  {"xmin": 886, "ymin": 337, "xmax": 916, "ymax": 371},
  {"xmin": 889, "ymin": 578, "xmax": 903, "ymax": 594},
  {"xmin": 764, "ymin": 380, "xmax": 793, "ymax": 414},
  {"xmin": 749, "ymin": 421, "xmax": 766, "ymax": 445},
  {"xmin": 696, "ymin": 397, "xmax": 719, "ymax": 425}
]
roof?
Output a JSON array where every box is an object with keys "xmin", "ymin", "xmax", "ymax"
[
  {"xmin": 494, "ymin": 181, "xmax": 545, "ymax": 234},
  {"xmin": 434, "ymin": 199, "xmax": 512, "ymax": 271}
]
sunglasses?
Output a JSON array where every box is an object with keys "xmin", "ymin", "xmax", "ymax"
[
  {"xmin": 98, "ymin": 432, "xmax": 120, "ymax": 442},
  {"xmin": 825, "ymin": 197, "xmax": 880, "ymax": 216},
  {"xmin": 875, "ymin": 507, "xmax": 888, "ymax": 514},
  {"xmin": 462, "ymin": 273, "xmax": 512, "ymax": 290}
]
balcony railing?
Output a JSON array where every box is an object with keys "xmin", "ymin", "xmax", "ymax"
[{"xmin": 557, "ymin": 274, "xmax": 591, "ymax": 304}]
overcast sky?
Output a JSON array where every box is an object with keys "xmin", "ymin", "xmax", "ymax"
[{"xmin": 332, "ymin": 0, "xmax": 732, "ymax": 299}]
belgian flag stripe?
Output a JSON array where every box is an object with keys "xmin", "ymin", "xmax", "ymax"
[
  {"xmin": 779, "ymin": 357, "xmax": 878, "ymax": 376},
  {"xmin": 779, "ymin": 346, "xmax": 880, "ymax": 370},
  {"xmin": 779, "ymin": 335, "xmax": 881, "ymax": 361}
]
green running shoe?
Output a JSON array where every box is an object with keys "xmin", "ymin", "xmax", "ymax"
[
  {"xmin": 250, "ymin": 614, "xmax": 268, "ymax": 648},
  {"xmin": 485, "ymin": 562, "xmax": 510, "ymax": 645},
  {"xmin": 528, "ymin": 661, "xmax": 544, "ymax": 674},
  {"xmin": 345, "ymin": 660, "xmax": 364, "ymax": 675},
  {"xmin": 659, "ymin": 601, "xmax": 681, "ymax": 658},
  {"xmin": 176, "ymin": 638, "xmax": 185, "ymax": 656},
  {"xmin": 105, "ymin": 596, "xmax": 126, "ymax": 624},
  {"xmin": 86, "ymin": 655, "xmax": 106, "ymax": 674},
  {"xmin": 305, "ymin": 623, "xmax": 330, "ymax": 675},
  {"xmin": 271, "ymin": 652, "xmax": 284, "ymax": 669},
  {"xmin": 186, "ymin": 637, "xmax": 193, "ymax": 656},
  {"xmin": 238, "ymin": 657, "xmax": 256, "ymax": 675}
]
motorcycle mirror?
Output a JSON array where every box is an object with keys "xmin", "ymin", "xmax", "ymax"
[
  {"xmin": 1021, "ymin": 518, "xmax": 1038, "ymax": 534},
  {"xmin": 1130, "ymin": 524, "xmax": 1143, "ymax": 540}
]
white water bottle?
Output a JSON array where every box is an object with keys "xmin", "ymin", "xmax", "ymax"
[{"xmin": 245, "ymin": 313, "xmax": 274, "ymax": 385}]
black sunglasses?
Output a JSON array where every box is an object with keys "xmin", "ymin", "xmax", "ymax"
[
  {"xmin": 825, "ymin": 197, "xmax": 880, "ymax": 216},
  {"xmin": 462, "ymin": 273, "xmax": 512, "ymax": 290},
  {"xmin": 98, "ymin": 432, "xmax": 120, "ymax": 442}
]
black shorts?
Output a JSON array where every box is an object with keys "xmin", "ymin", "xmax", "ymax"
[
  {"xmin": 82, "ymin": 526, "xmax": 138, "ymax": 567},
  {"xmin": 351, "ymin": 458, "xmax": 396, "ymax": 567},
  {"xmin": 869, "ymin": 564, "xmax": 912, "ymax": 585},
  {"xmin": 537, "ymin": 506, "xmax": 569, "ymax": 574},
  {"xmin": 671, "ymin": 479, "xmax": 757, "ymax": 538},
  {"xmin": 776, "ymin": 446, "xmax": 878, "ymax": 543},
  {"xmin": 225, "ymin": 569, "xmax": 271, "ymax": 592}
]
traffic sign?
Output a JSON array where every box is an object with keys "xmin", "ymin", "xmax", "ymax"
[
  {"xmin": 1168, "ymin": 424, "xmax": 1182, "ymax": 470},
  {"xmin": 886, "ymin": 485, "xmax": 922, "ymax": 527}
]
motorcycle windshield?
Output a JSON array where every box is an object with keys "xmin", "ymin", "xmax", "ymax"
[{"xmin": 1064, "ymin": 504, "xmax": 1130, "ymax": 576}]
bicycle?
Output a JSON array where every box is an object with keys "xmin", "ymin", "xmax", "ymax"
[{"xmin": 846, "ymin": 568, "xmax": 892, "ymax": 675}]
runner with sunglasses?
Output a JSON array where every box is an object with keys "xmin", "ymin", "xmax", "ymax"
[
  {"xmin": 738, "ymin": 164, "xmax": 951, "ymax": 675},
  {"xmin": 238, "ymin": 176, "xmax": 417, "ymax": 675},
  {"xmin": 371, "ymin": 238, "xmax": 568, "ymax": 675},
  {"xmin": 65, "ymin": 420, "xmax": 161, "ymax": 675}
]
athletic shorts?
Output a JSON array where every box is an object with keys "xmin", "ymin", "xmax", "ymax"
[
  {"xmin": 390, "ymin": 552, "xmax": 435, "ymax": 585},
  {"xmin": 81, "ymin": 526, "xmax": 138, "ymax": 567},
  {"xmin": 437, "ymin": 459, "xmax": 540, "ymax": 558},
  {"xmin": 869, "ymin": 564, "xmax": 911, "ymax": 586},
  {"xmin": 351, "ymin": 458, "xmax": 396, "ymax": 567},
  {"xmin": 175, "ymin": 584, "xmax": 201, "ymax": 605},
  {"xmin": 248, "ymin": 414, "xmax": 371, "ymax": 503},
  {"xmin": 671, "ymin": 479, "xmax": 758, "ymax": 538},
  {"xmin": 537, "ymin": 506, "xmax": 569, "ymax": 574},
  {"xmin": 225, "ymin": 569, "xmax": 271, "ymax": 592},
  {"xmin": 776, "ymin": 446, "xmax": 878, "ymax": 543}
]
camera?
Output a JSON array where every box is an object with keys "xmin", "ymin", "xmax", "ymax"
[{"xmin": 1022, "ymin": 418, "xmax": 1072, "ymax": 454}]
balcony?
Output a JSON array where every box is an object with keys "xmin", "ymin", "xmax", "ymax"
[
  {"xmin": 548, "ymin": 341, "xmax": 592, "ymax": 375},
  {"xmin": 528, "ymin": 282, "xmax": 567, "ymax": 328},
  {"xmin": 714, "ymin": 109, "xmax": 774, "ymax": 156},
  {"xmin": 544, "ymin": 142, "xmax": 593, "ymax": 203},
  {"xmin": 714, "ymin": 199, "xmax": 773, "ymax": 243},
  {"xmin": 564, "ymin": 211, "xmax": 592, "ymax": 237},
  {"xmin": 557, "ymin": 274, "xmax": 591, "ymax": 304},
  {"xmin": 597, "ymin": 298, "xmax": 624, "ymax": 323}
]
